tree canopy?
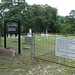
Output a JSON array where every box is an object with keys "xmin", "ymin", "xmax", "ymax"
[{"xmin": 0, "ymin": 0, "xmax": 75, "ymax": 34}]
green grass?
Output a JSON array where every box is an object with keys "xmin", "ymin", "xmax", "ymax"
[
  {"xmin": 1, "ymin": 36, "xmax": 32, "ymax": 56},
  {"xmin": 34, "ymin": 34, "xmax": 75, "ymax": 68},
  {"xmin": 0, "ymin": 34, "xmax": 75, "ymax": 75},
  {"xmin": 0, "ymin": 55, "xmax": 75, "ymax": 75}
]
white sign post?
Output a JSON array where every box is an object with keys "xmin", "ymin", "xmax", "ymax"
[{"xmin": 55, "ymin": 37, "xmax": 75, "ymax": 59}]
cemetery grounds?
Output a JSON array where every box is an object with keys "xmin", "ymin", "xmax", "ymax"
[{"xmin": 0, "ymin": 33, "xmax": 75, "ymax": 75}]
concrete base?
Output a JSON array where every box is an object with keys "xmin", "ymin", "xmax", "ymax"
[{"xmin": 0, "ymin": 48, "xmax": 15, "ymax": 57}]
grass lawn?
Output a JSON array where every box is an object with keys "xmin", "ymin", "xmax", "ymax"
[
  {"xmin": 0, "ymin": 34, "xmax": 75, "ymax": 75},
  {"xmin": 0, "ymin": 55, "xmax": 75, "ymax": 75},
  {"xmin": 34, "ymin": 34, "xmax": 75, "ymax": 68}
]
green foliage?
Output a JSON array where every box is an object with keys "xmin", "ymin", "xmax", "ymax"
[
  {"xmin": 60, "ymin": 23, "xmax": 74, "ymax": 34},
  {"xmin": 0, "ymin": 1, "xmax": 75, "ymax": 34},
  {"xmin": 57, "ymin": 10, "xmax": 75, "ymax": 34}
]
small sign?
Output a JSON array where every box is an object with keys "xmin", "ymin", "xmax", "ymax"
[
  {"xmin": 55, "ymin": 37, "xmax": 75, "ymax": 59},
  {"xmin": 6, "ymin": 22, "xmax": 18, "ymax": 34}
]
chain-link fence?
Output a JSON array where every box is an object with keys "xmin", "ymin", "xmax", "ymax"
[{"xmin": 34, "ymin": 33, "xmax": 75, "ymax": 68}]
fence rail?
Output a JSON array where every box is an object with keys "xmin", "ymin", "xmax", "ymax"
[{"xmin": 34, "ymin": 33, "xmax": 75, "ymax": 68}]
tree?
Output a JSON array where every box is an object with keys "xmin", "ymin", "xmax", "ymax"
[
  {"xmin": 30, "ymin": 4, "xmax": 58, "ymax": 32},
  {"xmin": 0, "ymin": 0, "xmax": 29, "ymax": 33},
  {"xmin": 61, "ymin": 23, "xmax": 74, "ymax": 34},
  {"xmin": 0, "ymin": 1, "xmax": 58, "ymax": 33}
]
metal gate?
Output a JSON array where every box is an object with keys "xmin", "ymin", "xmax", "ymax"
[{"xmin": 34, "ymin": 33, "xmax": 75, "ymax": 68}]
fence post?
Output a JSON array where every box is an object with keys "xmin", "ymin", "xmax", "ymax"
[
  {"xmin": 32, "ymin": 33, "xmax": 34, "ymax": 60},
  {"xmin": 18, "ymin": 20, "xmax": 21, "ymax": 54},
  {"xmin": 0, "ymin": 33, "xmax": 1, "ymax": 48},
  {"xmin": 4, "ymin": 21, "xmax": 6, "ymax": 48}
]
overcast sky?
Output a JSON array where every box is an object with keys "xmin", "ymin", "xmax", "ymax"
[
  {"xmin": 25, "ymin": 0, "xmax": 75, "ymax": 16},
  {"xmin": 0, "ymin": 0, "xmax": 75, "ymax": 16}
]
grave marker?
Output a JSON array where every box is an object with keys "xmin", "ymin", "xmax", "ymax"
[
  {"xmin": 23, "ymin": 37, "xmax": 33, "ymax": 45},
  {"xmin": 13, "ymin": 38, "xmax": 18, "ymax": 43},
  {"xmin": 46, "ymin": 30, "xmax": 49, "ymax": 37},
  {"xmin": 8, "ymin": 34, "xmax": 10, "ymax": 38},
  {"xmin": 12, "ymin": 34, "xmax": 15, "ymax": 39},
  {"xmin": 27, "ymin": 29, "xmax": 32, "ymax": 37}
]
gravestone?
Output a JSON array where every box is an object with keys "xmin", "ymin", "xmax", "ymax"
[
  {"xmin": 8, "ymin": 34, "xmax": 10, "ymax": 38},
  {"xmin": 46, "ymin": 30, "xmax": 49, "ymax": 37},
  {"xmin": 13, "ymin": 38, "xmax": 18, "ymax": 43},
  {"xmin": 46, "ymin": 30, "xmax": 48, "ymax": 33},
  {"xmin": 23, "ymin": 37, "xmax": 33, "ymax": 45},
  {"xmin": 27, "ymin": 29, "xmax": 32, "ymax": 37},
  {"xmin": 23, "ymin": 37, "xmax": 33, "ymax": 50},
  {"xmin": 12, "ymin": 34, "xmax": 15, "ymax": 39},
  {"xmin": 1, "ymin": 45, "xmax": 4, "ymax": 47},
  {"xmin": 23, "ymin": 47, "xmax": 30, "ymax": 50},
  {"xmin": 9, "ymin": 46, "xmax": 14, "ymax": 48},
  {"xmin": 12, "ymin": 34, "xmax": 18, "ymax": 42}
]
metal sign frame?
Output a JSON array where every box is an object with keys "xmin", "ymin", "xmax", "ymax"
[{"xmin": 4, "ymin": 20, "xmax": 21, "ymax": 54}]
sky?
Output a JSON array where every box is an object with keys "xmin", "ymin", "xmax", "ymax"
[
  {"xmin": 25, "ymin": 0, "xmax": 75, "ymax": 16},
  {"xmin": 0, "ymin": 0, "xmax": 75, "ymax": 16}
]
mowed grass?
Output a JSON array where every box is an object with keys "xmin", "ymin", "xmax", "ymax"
[
  {"xmin": 0, "ymin": 55, "xmax": 75, "ymax": 75},
  {"xmin": 0, "ymin": 34, "xmax": 75, "ymax": 75},
  {"xmin": 1, "ymin": 35, "xmax": 32, "ymax": 56},
  {"xmin": 34, "ymin": 34, "xmax": 75, "ymax": 68}
]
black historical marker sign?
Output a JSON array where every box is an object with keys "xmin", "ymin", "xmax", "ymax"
[
  {"xmin": 6, "ymin": 22, "xmax": 18, "ymax": 34},
  {"xmin": 4, "ymin": 20, "xmax": 21, "ymax": 54}
]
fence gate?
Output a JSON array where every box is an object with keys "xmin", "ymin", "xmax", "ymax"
[{"xmin": 34, "ymin": 33, "xmax": 75, "ymax": 68}]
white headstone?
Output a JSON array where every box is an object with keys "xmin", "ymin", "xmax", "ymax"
[
  {"xmin": 27, "ymin": 29, "xmax": 32, "ymax": 37},
  {"xmin": 12, "ymin": 34, "xmax": 15, "ymax": 39},
  {"xmin": 8, "ymin": 34, "xmax": 10, "ymax": 38},
  {"xmin": 46, "ymin": 30, "xmax": 48, "ymax": 33},
  {"xmin": 46, "ymin": 30, "xmax": 48, "ymax": 37},
  {"xmin": 29, "ymin": 29, "xmax": 32, "ymax": 34}
]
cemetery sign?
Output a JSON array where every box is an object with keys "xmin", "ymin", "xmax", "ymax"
[
  {"xmin": 6, "ymin": 21, "xmax": 18, "ymax": 34},
  {"xmin": 4, "ymin": 20, "xmax": 21, "ymax": 54}
]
